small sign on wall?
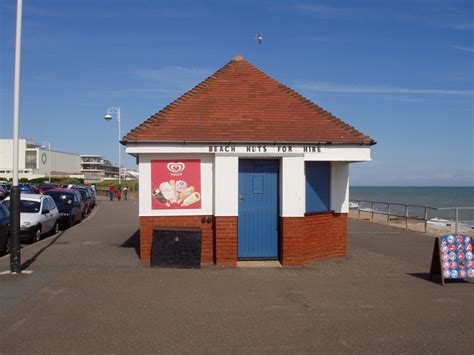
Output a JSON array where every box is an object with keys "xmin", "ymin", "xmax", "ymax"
[{"xmin": 151, "ymin": 159, "xmax": 201, "ymax": 209}]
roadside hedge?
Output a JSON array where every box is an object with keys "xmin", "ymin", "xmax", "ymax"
[
  {"xmin": 95, "ymin": 179, "xmax": 139, "ymax": 192},
  {"xmin": 0, "ymin": 177, "xmax": 138, "ymax": 192},
  {"xmin": 0, "ymin": 177, "xmax": 84, "ymax": 184}
]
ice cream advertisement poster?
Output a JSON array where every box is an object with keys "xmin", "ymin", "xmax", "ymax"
[{"xmin": 151, "ymin": 160, "xmax": 201, "ymax": 209}]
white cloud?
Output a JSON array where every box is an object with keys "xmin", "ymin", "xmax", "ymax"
[
  {"xmin": 296, "ymin": 81, "xmax": 474, "ymax": 96},
  {"xmin": 134, "ymin": 66, "xmax": 211, "ymax": 89},
  {"xmin": 295, "ymin": 4, "xmax": 346, "ymax": 18},
  {"xmin": 293, "ymin": 2, "xmax": 474, "ymax": 31},
  {"xmin": 81, "ymin": 66, "xmax": 212, "ymax": 100},
  {"xmin": 452, "ymin": 45, "xmax": 474, "ymax": 52},
  {"xmin": 451, "ymin": 22, "xmax": 474, "ymax": 30}
]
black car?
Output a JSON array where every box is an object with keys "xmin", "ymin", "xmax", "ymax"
[
  {"xmin": 87, "ymin": 187, "xmax": 96, "ymax": 208},
  {"xmin": 0, "ymin": 185, "xmax": 9, "ymax": 200},
  {"xmin": 71, "ymin": 187, "xmax": 93, "ymax": 216},
  {"xmin": 44, "ymin": 190, "xmax": 83, "ymax": 229},
  {"xmin": 0, "ymin": 204, "xmax": 10, "ymax": 255}
]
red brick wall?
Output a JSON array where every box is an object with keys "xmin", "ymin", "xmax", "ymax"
[
  {"xmin": 139, "ymin": 216, "xmax": 214, "ymax": 264},
  {"xmin": 280, "ymin": 212, "xmax": 347, "ymax": 266},
  {"xmin": 139, "ymin": 213, "xmax": 345, "ymax": 267},
  {"xmin": 214, "ymin": 216, "xmax": 238, "ymax": 266}
]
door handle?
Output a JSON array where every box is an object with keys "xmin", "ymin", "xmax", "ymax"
[{"xmin": 239, "ymin": 195, "xmax": 244, "ymax": 204}]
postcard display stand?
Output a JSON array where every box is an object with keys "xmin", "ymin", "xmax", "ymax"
[{"xmin": 430, "ymin": 234, "xmax": 473, "ymax": 285}]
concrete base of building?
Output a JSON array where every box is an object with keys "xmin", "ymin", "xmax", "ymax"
[{"xmin": 236, "ymin": 260, "xmax": 281, "ymax": 267}]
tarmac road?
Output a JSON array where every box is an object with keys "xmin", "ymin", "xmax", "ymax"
[{"xmin": 0, "ymin": 198, "xmax": 472, "ymax": 354}]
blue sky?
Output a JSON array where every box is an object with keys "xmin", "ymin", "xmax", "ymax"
[{"xmin": 0, "ymin": 0, "xmax": 473, "ymax": 186}]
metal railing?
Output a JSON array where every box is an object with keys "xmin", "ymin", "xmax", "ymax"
[{"xmin": 349, "ymin": 199, "xmax": 474, "ymax": 234}]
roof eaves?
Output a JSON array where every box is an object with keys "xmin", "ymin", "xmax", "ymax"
[{"xmin": 121, "ymin": 139, "xmax": 376, "ymax": 146}]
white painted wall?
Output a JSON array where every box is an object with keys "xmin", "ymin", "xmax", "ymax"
[
  {"xmin": 304, "ymin": 146, "xmax": 370, "ymax": 162},
  {"xmin": 133, "ymin": 150, "xmax": 358, "ymax": 218},
  {"xmin": 138, "ymin": 153, "xmax": 214, "ymax": 217},
  {"xmin": 0, "ymin": 139, "xmax": 81, "ymax": 178},
  {"xmin": 36, "ymin": 149, "xmax": 81, "ymax": 174},
  {"xmin": 126, "ymin": 144, "xmax": 371, "ymax": 162},
  {"xmin": 214, "ymin": 156, "xmax": 238, "ymax": 216},
  {"xmin": 281, "ymin": 157, "xmax": 305, "ymax": 217},
  {"xmin": 330, "ymin": 162, "xmax": 349, "ymax": 213},
  {"xmin": 0, "ymin": 139, "xmax": 27, "ymax": 170}
]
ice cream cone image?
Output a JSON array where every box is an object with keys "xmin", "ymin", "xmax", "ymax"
[
  {"xmin": 175, "ymin": 180, "xmax": 187, "ymax": 193},
  {"xmin": 177, "ymin": 186, "xmax": 194, "ymax": 203},
  {"xmin": 169, "ymin": 180, "xmax": 178, "ymax": 203},
  {"xmin": 159, "ymin": 181, "xmax": 176, "ymax": 202},
  {"xmin": 181, "ymin": 192, "xmax": 201, "ymax": 207},
  {"xmin": 152, "ymin": 188, "xmax": 170, "ymax": 207}
]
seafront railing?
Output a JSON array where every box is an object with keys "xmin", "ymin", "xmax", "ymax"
[{"xmin": 349, "ymin": 199, "xmax": 474, "ymax": 235}]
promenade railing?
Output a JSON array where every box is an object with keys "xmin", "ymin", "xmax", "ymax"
[{"xmin": 349, "ymin": 199, "xmax": 474, "ymax": 235}]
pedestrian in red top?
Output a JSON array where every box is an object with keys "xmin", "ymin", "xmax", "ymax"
[{"xmin": 108, "ymin": 183, "xmax": 116, "ymax": 201}]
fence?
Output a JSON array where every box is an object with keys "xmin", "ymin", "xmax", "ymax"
[{"xmin": 349, "ymin": 199, "xmax": 474, "ymax": 235}]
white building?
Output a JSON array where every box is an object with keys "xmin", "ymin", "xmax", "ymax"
[
  {"xmin": 124, "ymin": 56, "xmax": 375, "ymax": 267},
  {"xmin": 80, "ymin": 155, "xmax": 120, "ymax": 182},
  {"xmin": 0, "ymin": 139, "xmax": 122, "ymax": 182},
  {"xmin": 0, "ymin": 139, "xmax": 81, "ymax": 179}
]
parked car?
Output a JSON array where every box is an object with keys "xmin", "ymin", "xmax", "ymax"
[
  {"xmin": 44, "ymin": 189, "xmax": 83, "ymax": 229},
  {"xmin": 0, "ymin": 182, "xmax": 11, "ymax": 197},
  {"xmin": 0, "ymin": 186, "xmax": 8, "ymax": 200},
  {"xmin": 0, "ymin": 204, "xmax": 10, "ymax": 255},
  {"xmin": 87, "ymin": 187, "xmax": 96, "ymax": 208},
  {"xmin": 19, "ymin": 183, "xmax": 34, "ymax": 193},
  {"xmin": 2, "ymin": 194, "xmax": 59, "ymax": 243},
  {"xmin": 71, "ymin": 187, "xmax": 93, "ymax": 216},
  {"xmin": 37, "ymin": 183, "xmax": 58, "ymax": 194}
]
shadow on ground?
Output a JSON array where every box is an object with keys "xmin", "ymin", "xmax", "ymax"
[
  {"xmin": 21, "ymin": 231, "xmax": 65, "ymax": 271},
  {"xmin": 120, "ymin": 229, "xmax": 140, "ymax": 257},
  {"xmin": 407, "ymin": 272, "xmax": 473, "ymax": 285}
]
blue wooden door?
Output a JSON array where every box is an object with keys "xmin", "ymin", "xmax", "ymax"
[{"xmin": 238, "ymin": 160, "xmax": 279, "ymax": 259}]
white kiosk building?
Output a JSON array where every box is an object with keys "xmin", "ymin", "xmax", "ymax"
[{"xmin": 124, "ymin": 56, "xmax": 375, "ymax": 266}]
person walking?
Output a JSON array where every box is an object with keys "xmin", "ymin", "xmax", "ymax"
[
  {"xmin": 123, "ymin": 184, "xmax": 128, "ymax": 201},
  {"xmin": 108, "ymin": 182, "xmax": 116, "ymax": 201},
  {"xmin": 116, "ymin": 184, "xmax": 122, "ymax": 201}
]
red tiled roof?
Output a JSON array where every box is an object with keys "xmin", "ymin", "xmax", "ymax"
[{"xmin": 124, "ymin": 56, "xmax": 374, "ymax": 144}]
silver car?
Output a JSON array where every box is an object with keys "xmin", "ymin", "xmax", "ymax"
[{"xmin": 2, "ymin": 194, "xmax": 60, "ymax": 243}]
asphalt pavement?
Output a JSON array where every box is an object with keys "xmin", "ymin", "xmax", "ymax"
[{"xmin": 0, "ymin": 198, "xmax": 472, "ymax": 354}]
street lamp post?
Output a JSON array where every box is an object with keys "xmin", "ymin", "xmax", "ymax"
[
  {"xmin": 10, "ymin": 0, "xmax": 23, "ymax": 274},
  {"xmin": 42, "ymin": 142, "xmax": 51, "ymax": 183},
  {"xmin": 104, "ymin": 107, "xmax": 121, "ymax": 185}
]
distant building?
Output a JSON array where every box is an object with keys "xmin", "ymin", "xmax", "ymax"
[
  {"xmin": 80, "ymin": 155, "xmax": 119, "ymax": 181},
  {"xmin": 121, "ymin": 167, "xmax": 139, "ymax": 179},
  {"xmin": 0, "ymin": 139, "xmax": 122, "ymax": 182},
  {"xmin": 0, "ymin": 139, "xmax": 81, "ymax": 179}
]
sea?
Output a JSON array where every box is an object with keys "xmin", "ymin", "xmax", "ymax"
[{"xmin": 350, "ymin": 186, "xmax": 474, "ymax": 224}]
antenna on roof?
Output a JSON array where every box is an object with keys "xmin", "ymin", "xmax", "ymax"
[{"xmin": 256, "ymin": 33, "xmax": 263, "ymax": 44}]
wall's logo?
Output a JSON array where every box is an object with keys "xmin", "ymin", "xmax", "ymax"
[{"xmin": 167, "ymin": 162, "xmax": 185, "ymax": 175}]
